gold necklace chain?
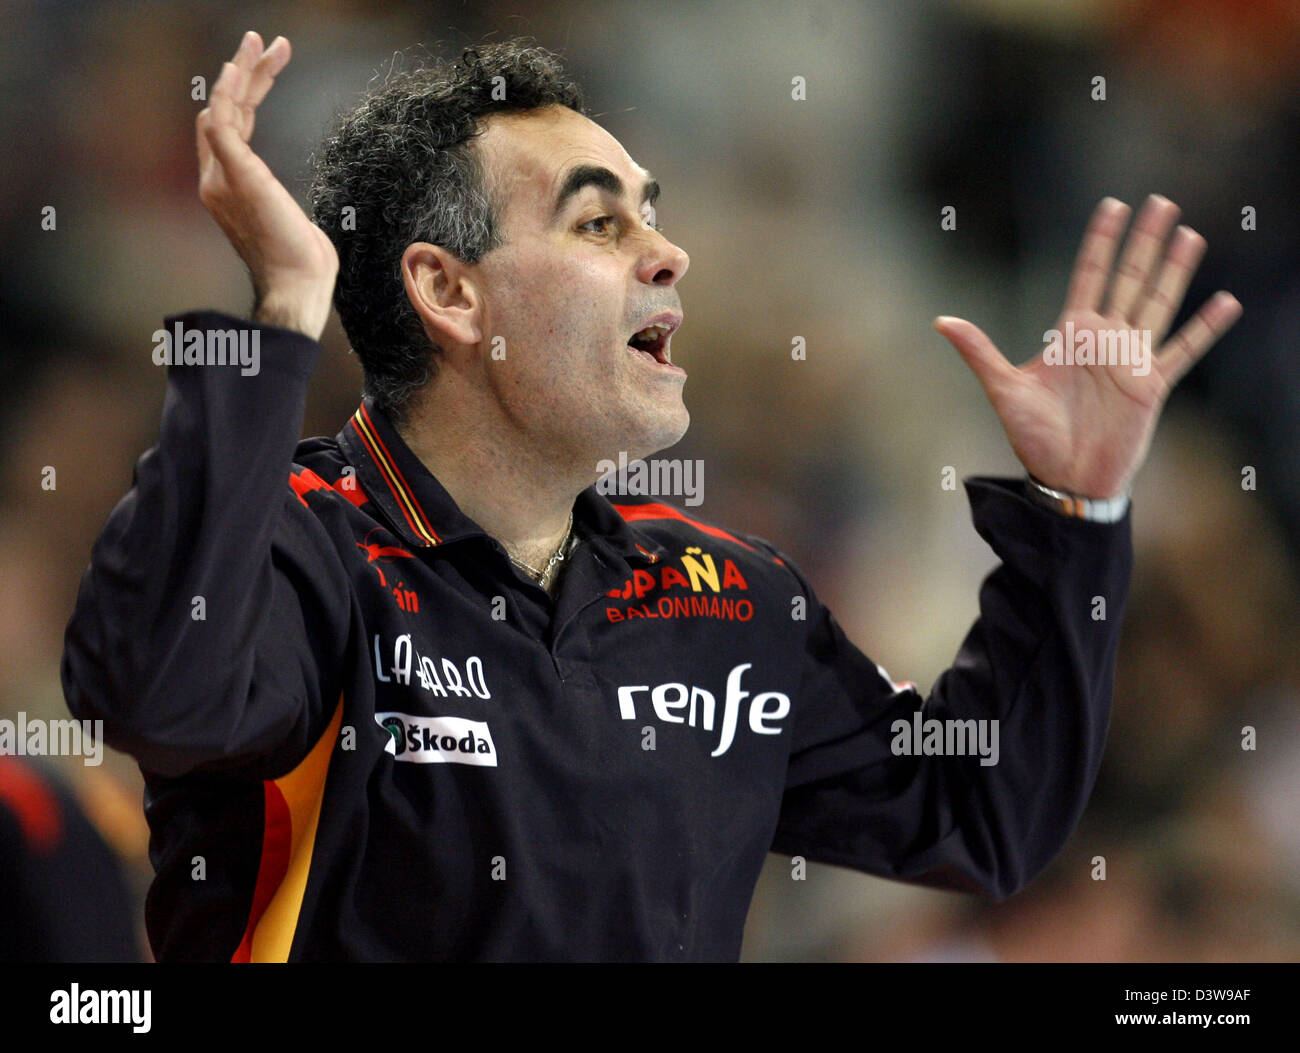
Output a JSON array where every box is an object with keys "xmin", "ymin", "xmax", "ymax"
[{"xmin": 508, "ymin": 512, "xmax": 575, "ymax": 590}]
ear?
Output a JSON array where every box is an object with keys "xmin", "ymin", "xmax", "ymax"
[{"xmin": 401, "ymin": 242, "xmax": 484, "ymax": 349}]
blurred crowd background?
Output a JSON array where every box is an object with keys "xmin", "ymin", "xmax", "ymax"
[{"xmin": 1, "ymin": 0, "xmax": 1297, "ymax": 961}]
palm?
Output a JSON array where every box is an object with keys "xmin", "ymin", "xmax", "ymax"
[
  {"xmin": 936, "ymin": 196, "xmax": 1241, "ymax": 498},
  {"xmin": 202, "ymin": 128, "xmax": 337, "ymax": 286},
  {"xmin": 992, "ymin": 304, "xmax": 1162, "ymax": 498}
]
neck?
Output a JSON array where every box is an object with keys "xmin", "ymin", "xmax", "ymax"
[{"xmin": 398, "ymin": 391, "xmax": 587, "ymax": 573}]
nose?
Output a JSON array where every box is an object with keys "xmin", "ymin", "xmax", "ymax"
[{"xmin": 638, "ymin": 231, "xmax": 690, "ymax": 286}]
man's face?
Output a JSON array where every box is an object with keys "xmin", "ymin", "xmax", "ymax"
[{"xmin": 470, "ymin": 106, "xmax": 691, "ymax": 470}]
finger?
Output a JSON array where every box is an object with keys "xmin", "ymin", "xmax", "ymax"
[
  {"xmin": 1132, "ymin": 225, "xmax": 1207, "ymax": 346},
  {"xmin": 196, "ymin": 107, "xmax": 213, "ymax": 174},
  {"xmin": 1104, "ymin": 194, "xmax": 1180, "ymax": 321},
  {"xmin": 245, "ymin": 36, "xmax": 291, "ymax": 111},
  {"xmin": 209, "ymin": 58, "xmax": 249, "ymax": 130},
  {"xmin": 204, "ymin": 63, "xmax": 258, "ymax": 181},
  {"xmin": 1064, "ymin": 198, "xmax": 1130, "ymax": 314},
  {"xmin": 231, "ymin": 30, "xmax": 265, "ymax": 87},
  {"xmin": 1156, "ymin": 292, "xmax": 1243, "ymax": 388},
  {"xmin": 197, "ymin": 34, "xmax": 262, "ymax": 187},
  {"xmin": 220, "ymin": 32, "xmax": 264, "ymax": 140},
  {"xmin": 934, "ymin": 316, "xmax": 1020, "ymax": 398}
]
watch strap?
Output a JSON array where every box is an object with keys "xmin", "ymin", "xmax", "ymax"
[{"xmin": 1025, "ymin": 474, "xmax": 1130, "ymax": 523}]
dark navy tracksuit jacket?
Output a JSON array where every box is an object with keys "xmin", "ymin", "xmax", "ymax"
[{"xmin": 62, "ymin": 310, "xmax": 1132, "ymax": 961}]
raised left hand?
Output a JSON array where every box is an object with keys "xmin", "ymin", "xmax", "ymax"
[{"xmin": 934, "ymin": 194, "xmax": 1242, "ymax": 498}]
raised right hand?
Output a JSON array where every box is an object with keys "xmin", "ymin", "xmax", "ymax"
[{"xmin": 196, "ymin": 31, "xmax": 338, "ymax": 339}]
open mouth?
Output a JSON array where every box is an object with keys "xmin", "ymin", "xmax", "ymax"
[{"xmin": 626, "ymin": 322, "xmax": 677, "ymax": 368}]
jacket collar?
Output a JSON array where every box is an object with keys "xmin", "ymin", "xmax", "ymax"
[{"xmin": 337, "ymin": 399, "xmax": 669, "ymax": 564}]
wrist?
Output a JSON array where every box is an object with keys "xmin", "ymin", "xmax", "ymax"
[
  {"xmin": 252, "ymin": 291, "xmax": 331, "ymax": 340},
  {"xmin": 248, "ymin": 274, "xmax": 330, "ymax": 335},
  {"xmin": 1024, "ymin": 474, "xmax": 1130, "ymax": 522}
]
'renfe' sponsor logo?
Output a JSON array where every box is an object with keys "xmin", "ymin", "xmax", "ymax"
[
  {"xmin": 617, "ymin": 662, "xmax": 789, "ymax": 757},
  {"xmin": 376, "ymin": 713, "xmax": 497, "ymax": 766}
]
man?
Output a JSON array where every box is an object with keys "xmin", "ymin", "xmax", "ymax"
[{"xmin": 63, "ymin": 32, "xmax": 1240, "ymax": 962}]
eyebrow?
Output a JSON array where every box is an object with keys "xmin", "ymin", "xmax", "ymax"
[{"xmin": 551, "ymin": 164, "xmax": 660, "ymax": 219}]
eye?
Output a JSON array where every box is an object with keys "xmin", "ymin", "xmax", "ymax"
[{"xmin": 580, "ymin": 215, "xmax": 616, "ymax": 235}]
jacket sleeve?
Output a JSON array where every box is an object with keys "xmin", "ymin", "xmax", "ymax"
[
  {"xmin": 767, "ymin": 476, "xmax": 1132, "ymax": 900},
  {"xmin": 61, "ymin": 310, "xmax": 352, "ymax": 780}
]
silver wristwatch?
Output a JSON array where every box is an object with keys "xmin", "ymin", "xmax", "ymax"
[{"xmin": 1024, "ymin": 475, "xmax": 1130, "ymax": 523}]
